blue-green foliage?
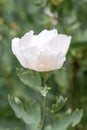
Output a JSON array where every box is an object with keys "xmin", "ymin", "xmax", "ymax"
[{"xmin": 8, "ymin": 95, "xmax": 83, "ymax": 130}]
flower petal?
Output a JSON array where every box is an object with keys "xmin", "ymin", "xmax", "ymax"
[
  {"xmin": 35, "ymin": 51, "xmax": 65, "ymax": 72},
  {"xmin": 20, "ymin": 31, "xmax": 34, "ymax": 48},
  {"xmin": 12, "ymin": 38, "xmax": 29, "ymax": 68},
  {"xmin": 19, "ymin": 45, "xmax": 40, "ymax": 70},
  {"xmin": 32, "ymin": 29, "xmax": 58, "ymax": 48},
  {"xmin": 46, "ymin": 34, "xmax": 71, "ymax": 55},
  {"xmin": 56, "ymin": 52, "xmax": 66, "ymax": 68}
]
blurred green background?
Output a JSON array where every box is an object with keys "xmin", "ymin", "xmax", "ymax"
[{"xmin": 0, "ymin": 0, "xmax": 87, "ymax": 129}]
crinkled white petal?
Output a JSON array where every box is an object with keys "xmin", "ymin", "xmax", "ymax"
[
  {"xmin": 19, "ymin": 45, "xmax": 40, "ymax": 70},
  {"xmin": 45, "ymin": 34, "xmax": 71, "ymax": 55},
  {"xmin": 12, "ymin": 38, "xmax": 29, "ymax": 68},
  {"xmin": 35, "ymin": 51, "xmax": 66, "ymax": 72},
  {"xmin": 32, "ymin": 29, "xmax": 58, "ymax": 48},
  {"xmin": 20, "ymin": 31, "xmax": 34, "ymax": 48},
  {"xmin": 56, "ymin": 52, "xmax": 66, "ymax": 68}
]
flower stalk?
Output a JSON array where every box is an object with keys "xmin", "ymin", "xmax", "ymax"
[
  {"xmin": 41, "ymin": 73, "xmax": 48, "ymax": 130},
  {"xmin": 42, "ymin": 95, "xmax": 47, "ymax": 130}
]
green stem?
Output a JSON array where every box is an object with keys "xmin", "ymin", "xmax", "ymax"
[
  {"xmin": 42, "ymin": 95, "xmax": 47, "ymax": 130},
  {"xmin": 41, "ymin": 73, "xmax": 48, "ymax": 130}
]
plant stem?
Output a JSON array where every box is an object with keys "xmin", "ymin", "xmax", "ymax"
[
  {"xmin": 42, "ymin": 95, "xmax": 47, "ymax": 130},
  {"xmin": 42, "ymin": 73, "xmax": 48, "ymax": 130}
]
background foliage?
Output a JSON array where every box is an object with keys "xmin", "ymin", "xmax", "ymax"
[{"xmin": 0, "ymin": 0, "xmax": 87, "ymax": 129}]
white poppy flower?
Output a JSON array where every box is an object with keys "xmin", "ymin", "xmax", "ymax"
[{"xmin": 12, "ymin": 29, "xmax": 71, "ymax": 72}]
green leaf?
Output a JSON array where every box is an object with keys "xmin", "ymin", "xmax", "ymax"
[
  {"xmin": 26, "ymin": 123, "xmax": 41, "ymax": 130},
  {"xmin": 52, "ymin": 109, "xmax": 83, "ymax": 130},
  {"xmin": 8, "ymin": 95, "xmax": 41, "ymax": 124},
  {"xmin": 16, "ymin": 68, "xmax": 42, "ymax": 91},
  {"xmin": 71, "ymin": 109, "xmax": 83, "ymax": 127},
  {"xmin": 46, "ymin": 95, "xmax": 67, "ymax": 114},
  {"xmin": 55, "ymin": 96, "xmax": 67, "ymax": 112}
]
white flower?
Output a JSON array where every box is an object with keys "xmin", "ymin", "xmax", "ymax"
[{"xmin": 12, "ymin": 29, "xmax": 71, "ymax": 72}]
